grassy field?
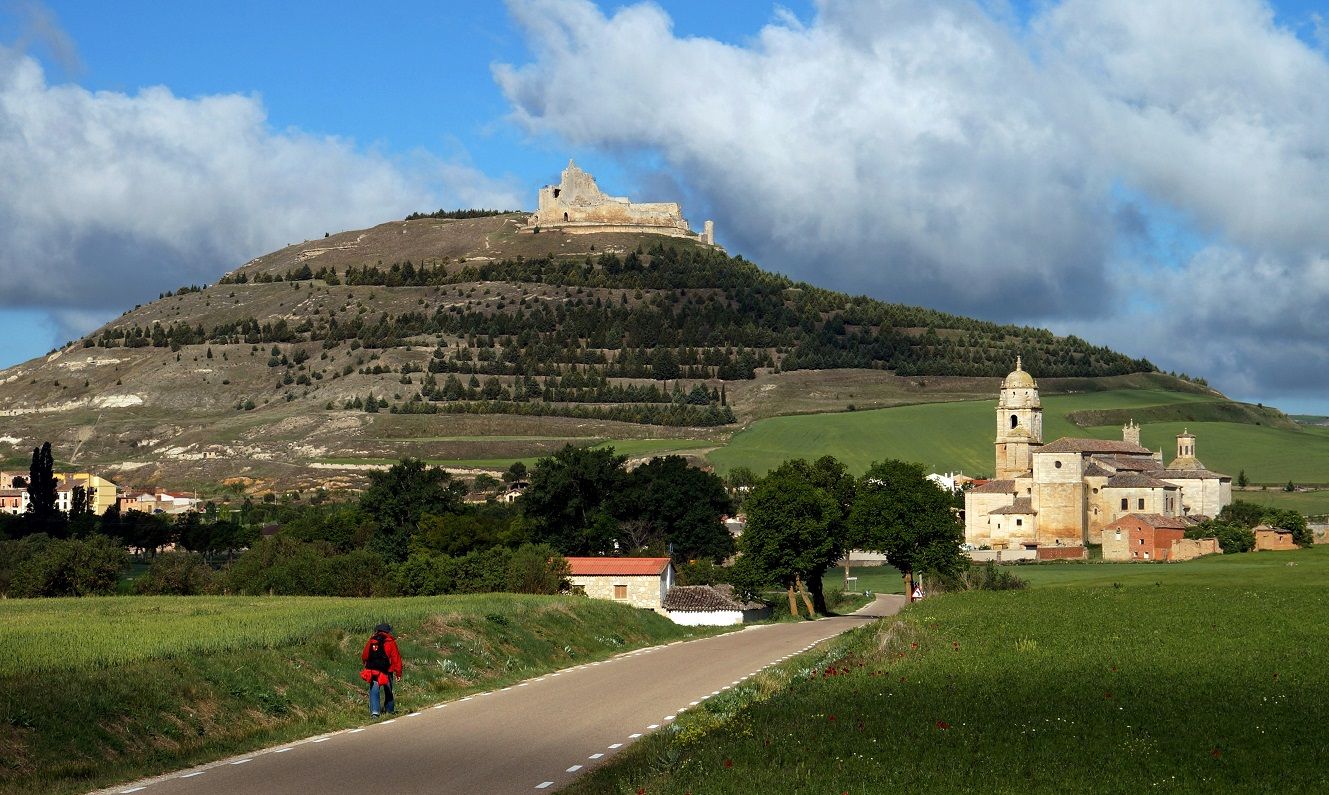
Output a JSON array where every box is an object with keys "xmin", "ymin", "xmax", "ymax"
[
  {"xmin": 709, "ymin": 389, "xmax": 1329, "ymax": 484},
  {"xmin": 1231, "ymin": 488, "xmax": 1329, "ymax": 517},
  {"xmin": 0, "ymin": 594, "xmax": 719, "ymax": 795},
  {"xmin": 315, "ymin": 437, "xmax": 713, "ymax": 471},
  {"xmin": 570, "ymin": 547, "xmax": 1329, "ymax": 793}
]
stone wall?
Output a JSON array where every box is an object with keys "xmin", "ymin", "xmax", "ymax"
[
  {"xmin": 1032, "ymin": 452, "xmax": 1084, "ymax": 545},
  {"xmin": 568, "ymin": 573, "xmax": 668, "ymax": 612}
]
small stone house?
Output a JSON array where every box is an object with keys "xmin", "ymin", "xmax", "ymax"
[
  {"xmin": 1102, "ymin": 514, "xmax": 1216, "ymax": 562},
  {"xmin": 1253, "ymin": 524, "xmax": 1297, "ymax": 551},
  {"xmin": 565, "ymin": 557, "xmax": 674, "ymax": 612}
]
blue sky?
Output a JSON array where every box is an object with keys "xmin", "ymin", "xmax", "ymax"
[{"xmin": 3, "ymin": 0, "xmax": 1329, "ymax": 413}]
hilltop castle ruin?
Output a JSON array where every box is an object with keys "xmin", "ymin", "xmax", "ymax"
[{"xmin": 524, "ymin": 160, "xmax": 715, "ymax": 245}]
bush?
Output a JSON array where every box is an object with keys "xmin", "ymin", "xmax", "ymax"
[
  {"xmin": 676, "ymin": 559, "xmax": 729, "ymax": 586},
  {"xmin": 507, "ymin": 543, "xmax": 568, "ymax": 595},
  {"xmin": 134, "ymin": 551, "xmax": 216, "ymax": 595},
  {"xmin": 933, "ymin": 562, "xmax": 1029, "ymax": 593},
  {"xmin": 1186, "ymin": 522, "xmax": 1256, "ymax": 554},
  {"xmin": 392, "ymin": 543, "xmax": 568, "ymax": 596},
  {"xmin": 220, "ymin": 537, "xmax": 391, "ymax": 596},
  {"xmin": 7, "ymin": 535, "xmax": 128, "ymax": 597}
]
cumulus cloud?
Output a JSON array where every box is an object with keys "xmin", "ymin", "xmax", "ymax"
[
  {"xmin": 0, "ymin": 45, "xmax": 522, "ymax": 343},
  {"xmin": 497, "ymin": 0, "xmax": 1329, "ymax": 406}
]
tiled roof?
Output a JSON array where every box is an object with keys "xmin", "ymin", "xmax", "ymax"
[
  {"xmin": 990, "ymin": 497, "xmax": 1035, "ymax": 515},
  {"xmin": 1082, "ymin": 462, "xmax": 1112, "ymax": 477},
  {"xmin": 1094, "ymin": 455, "xmax": 1156, "ymax": 472},
  {"xmin": 1105, "ymin": 473, "xmax": 1178, "ymax": 489},
  {"xmin": 1158, "ymin": 468, "xmax": 1230, "ymax": 480},
  {"xmin": 565, "ymin": 557, "xmax": 672, "ymax": 576},
  {"xmin": 663, "ymin": 585, "xmax": 743, "ymax": 612},
  {"xmin": 1107, "ymin": 513, "xmax": 1193, "ymax": 530},
  {"xmin": 969, "ymin": 479, "xmax": 1016, "ymax": 494},
  {"xmin": 1040, "ymin": 437, "xmax": 1152, "ymax": 455},
  {"xmin": 1252, "ymin": 524, "xmax": 1292, "ymax": 534}
]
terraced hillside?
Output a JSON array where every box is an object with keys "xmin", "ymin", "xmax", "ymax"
[{"xmin": 0, "ymin": 212, "xmax": 1199, "ymax": 495}]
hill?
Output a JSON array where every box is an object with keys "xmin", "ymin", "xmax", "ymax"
[{"xmin": 0, "ymin": 212, "xmax": 1215, "ymax": 494}]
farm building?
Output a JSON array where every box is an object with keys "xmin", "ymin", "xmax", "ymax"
[
  {"xmin": 565, "ymin": 557, "xmax": 674, "ymax": 612},
  {"xmin": 1101, "ymin": 514, "xmax": 1218, "ymax": 562},
  {"xmin": 1253, "ymin": 524, "xmax": 1297, "ymax": 551},
  {"xmin": 663, "ymin": 584, "xmax": 770, "ymax": 626}
]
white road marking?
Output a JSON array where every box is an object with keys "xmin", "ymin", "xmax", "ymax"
[
  {"xmin": 536, "ymin": 782, "xmax": 554, "ymax": 789},
  {"xmin": 274, "ymin": 748, "xmax": 292, "ymax": 754},
  {"xmin": 502, "ymin": 687, "xmax": 513, "ymax": 692},
  {"xmin": 589, "ymin": 753, "xmax": 604, "ymax": 759},
  {"xmin": 349, "ymin": 728, "xmax": 365, "ymax": 734},
  {"xmin": 518, "ymin": 682, "xmax": 529, "ymax": 687},
  {"xmin": 609, "ymin": 743, "xmax": 622, "ymax": 749},
  {"xmin": 406, "ymin": 712, "xmax": 422, "ymax": 718},
  {"xmin": 647, "ymin": 724, "xmax": 659, "ymax": 729},
  {"xmin": 180, "ymin": 772, "xmax": 204, "ymax": 778},
  {"xmin": 629, "ymin": 733, "xmax": 642, "ymax": 738},
  {"xmin": 434, "ymin": 704, "xmax": 446, "ymax": 709},
  {"xmin": 312, "ymin": 738, "xmax": 330, "ymax": 743},
  {"xmin": 665, "ymin": 715, "xmax": 676, "ymax": 721},
  {"xmin": 120, "ymin": 788, "xmax": 147, "ymax": 793},
  {"xmin": 380, "ymin": 719, "xmax": 396, "ymax": 725},
  {"xmin": 566, "ymin": 765, "xmax": 583, "ymax": 772},
  {"xmin": 689, "ymin": 700, "xmax": 699, "ymax": 706},
  {"xmin": 231, "ymin": 758, "xmax": 253, "ymax": 764}
]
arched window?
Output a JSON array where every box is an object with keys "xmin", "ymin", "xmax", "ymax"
[
  {"xmin": 563, "ymin": 212, "xmax": 569, "ymax": 222},
  {"xmin": 1010, "ymin": 414, "xmax": 1018, "ymax": 429}
]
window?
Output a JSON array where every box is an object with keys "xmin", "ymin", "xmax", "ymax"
[
  {"xmin": 1010, "ymin": 414, "xmax": 1018, "ymax": 429},
  {"xmin": 1138, "ymin": 498, "xmax": 1145, "ymax": 510},
  {"xmin": 1054, "ymin": 460, "xmax": 1062, "ymax": 469},
  {"xmin": 613, "ymin": 584, "xmax": 627, "ymax": 600},
  {"xmin": 1121, "ymin": 498, "xmax": 1128, "ymax": 510},
  {"xmin": 1016, "ymin": 519, "xmax": 1022, "ymax": 526},
  {"xmin": 1138, "ymin": 538, "xmax": 1144, "ymax": 545},
  {"xmin": 563, "ymin": 212, "xmax": 570, "ymax": 222}
]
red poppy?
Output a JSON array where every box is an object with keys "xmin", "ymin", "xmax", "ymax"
[
  {"xmin": 910, "ymin": 642, "xmax": 919, "ymax": 649},
  {"xmin": 723, "ymin": 759, "xmax": 733, "ymax": 768},
  {"xmin": 1210, "ymin": 748, "xmax": 1222, "ymax": 760},
  {"xmin": 1104, "ymin": 692, "xmax": 1112, "ymax": 700},
  {"xmin": 936, "ymin": 720, "xmax": 951, "ymax": 730},
  {"xmin": 828, "ymin": 714, "xmax": 836, "ymax": 722}
]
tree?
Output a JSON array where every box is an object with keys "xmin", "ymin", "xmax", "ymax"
[
  {"xmin": 359, "ymin": 458, "xmax": 466, "ymax": 561},
  {"xmin": 68, "ymin": 485, "xmax": 98, "ymax": 538},
  {"xmin": 521, "ymin": 445, "xmax": 626, "ymax": 555},
  {"xmin": 1217, "ymin": 500, "xmax": 1266, "ymax": 529},
  {"xmin": 26, "ymin": 442, "xmax": 63, "ymax": 536},
  {"xmin": 1260, "ymin": 507, "xmax": 1312, "ymax": 547},
  {"xmin": 503, "ymin": 461, "xmax": 528, "ymax": 484},
  {"xmin": 848, "ymin": 459, "xmax": 964, "ymax": 593},
  {"xmin": 763, "ymin": 456, "xmax": 856, "ymax": 613},
  {"xmin": 1236, "ymin": 469, "xmax": 1249, "ymax": 488},
  {"xmin": 1284, "ymin": 480, "xmax": 1296, "ymax": 493},
  {"xmin": 740, "ymin": 466, "xmax": 840, "ymax": 619},
  {"xmin": 614, "ymin": 456, "xmax": 733, "ymax": 562},
  {"xmin": 1186, "ymin": 521, "xmax": 1255, "ymax": 554}
]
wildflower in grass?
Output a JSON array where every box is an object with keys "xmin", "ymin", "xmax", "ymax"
[
  {"xmin": 828, "ymin": 714, "xmax": 837, "ymax": 722},
  {"xmin": 1104, "ymin": 691, "xmax": 1112, "ymax": 699},
  {"xmin": 910, "ymin": 642, "xmax": 918, "ymax": 649},
  {"xmin": 936, "ymin": 720, "xmax": 951, "ymax": 730},
  {"xmin": 723, "ymin": 758, "xmax": 733, "ymax": 768},
  {"xmin": 1210, "ymin": 748, "xmax": 1222, "ymax": 760}
]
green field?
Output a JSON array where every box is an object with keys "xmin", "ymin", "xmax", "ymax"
[
  {"xmin": 572, "ymin": 548, "xmax": 1329, "ymax": 793},
  {"xmin": 0, "ymin": 594, "xmax": 717, "ymax": 795},
  {"xmin": 1231, "ymin": 489, "xmax": 1329, "ymax": 517},
  {"xmin": 709, "ymin": 389, "xmax": 1329, "ymax": 484}
]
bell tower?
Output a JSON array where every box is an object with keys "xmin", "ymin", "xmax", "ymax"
[{"xmin": 994, "ymin": 356, "xmax": 1043, "ymax": 479}]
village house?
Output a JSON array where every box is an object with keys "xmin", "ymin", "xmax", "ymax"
[
  {"xmin": 1101, "ymin": 513, "xmax": 1219, "ymax": 562},
  {"xmin": 0, "ymin": 471, "xmax": 118, "ymax": 516},
  {"xmin": 565, "ymin": 557, "xmax": 675, "ymax": 613},
  {"xmin": 964, "ymin": 360, "xmax": 1233, "ymax": 556},
  {"xmin": 1253, "ymin": 524, "xmax": 1297, "ymax": 551},
  {"xmin": 116, "ymin": 489, "xmax": 201, "ymax": 515}
]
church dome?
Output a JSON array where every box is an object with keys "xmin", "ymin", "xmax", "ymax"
[{"xmin": 1003, "ymin": 357, "xmax": 1036, "ymax": 389}]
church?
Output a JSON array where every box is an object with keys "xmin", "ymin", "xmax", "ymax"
[{"xmin": 964, "ymin": 359, "xmax": 1232, "ymax": 556}]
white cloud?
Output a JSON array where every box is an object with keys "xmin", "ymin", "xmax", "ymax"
[
  {"xmin": 0, "ymin": 45, "xmax": 522, "ymax": 335},
  {"xmin": 497, "ymin": 0, "xmax": 1329, "ymax": 405}
]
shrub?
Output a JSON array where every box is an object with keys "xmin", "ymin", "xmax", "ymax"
[
  {"xmin": 933, "ymin": 562, "xmax": 1029, "ymax": 593},
  {"xmin": 7, "ymin": 535, "xmax": 128, "ymax": 597},
  {"xmin": 134, "ymin": 551, "xmax": 216, "ymax": 595}
]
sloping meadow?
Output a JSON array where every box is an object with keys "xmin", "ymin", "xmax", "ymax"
[
  {"xmin": 0, "ymin": 594, "xmax": 714, "ymax": 794},
  {"xmin": 569, "ymin": 551, "xmax": 1329, "ymax": 793}
]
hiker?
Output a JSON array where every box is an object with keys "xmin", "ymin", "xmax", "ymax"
[{"xmin": 361, "ymin": 623, "xmax": 403, "ymax": 717}]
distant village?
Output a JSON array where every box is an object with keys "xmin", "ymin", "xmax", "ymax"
[{"xmin": 0, "ymin": 471, "xmax": 201, "ymax": 517}]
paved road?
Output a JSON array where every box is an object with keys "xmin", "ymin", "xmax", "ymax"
[{"xmin": 102, "ymin": 595, "xmax": 903, "ymax": 795}]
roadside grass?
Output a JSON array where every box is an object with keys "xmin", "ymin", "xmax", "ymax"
[
  {"xmin": 0, "ymin": 594, "xmax": 722, "ymax": 795},
  {"xmin": 568, "ymin": 548, "xmax": 1329, "ymax": 793},
  {"xmin": 708, "ymin": 389, "xmax": 1329, "ymax": 484}
]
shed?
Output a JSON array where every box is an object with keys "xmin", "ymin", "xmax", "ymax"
[
  {"xmin": 565, "ymin": 557, "xmax": 674, "ymax": 612},
  {"xmin": 663, "ymin": 585, "xmax": 746, "ymax": 626}
]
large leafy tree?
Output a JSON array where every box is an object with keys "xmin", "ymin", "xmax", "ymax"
[
  {"xmin": 359, "ymin": 458, "xmax": 466, "ymax": 562},
  {"xmin": 615, "ymin": 456, "xmax": 733, "ymax": 562},
  {"xmin": 521, "ymin": 445, "xmax": 626, "ymax": 555},
  {"xmin": 740, "ymin": 465, "xmax": 841, "ymax": 618},
  {"xmin": 763, "ymin": 456, "xmax": 856, "ymax": 613},
  {"xmin": 848, "ymin": 459, "xmax": 964, "ymax": 591}
]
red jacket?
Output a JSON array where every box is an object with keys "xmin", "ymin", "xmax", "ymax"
[{"xmin": 361, "ymin": 632, "xmax": 403, "ymax": 676}]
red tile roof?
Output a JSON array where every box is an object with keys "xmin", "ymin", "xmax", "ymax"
[{"xmin": 565, "ymin": 557, "xmax": 672, "ymax": 576}]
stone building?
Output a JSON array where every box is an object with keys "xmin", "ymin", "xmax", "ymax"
[
  {"xmin": 565, "ymin": 556, "xmax": 675, "ymax": 613},
  {"xmin": 1253, "ymin": 524, "xmax": 1297, "ymax": 551},
  {"xmin": 0, "ymin": 471, "xmax": 118, "ymax": 516},
  {"xmin": 1101, "ymin": 513, "xmax": 1219, "ymax": 562},
  {"xmin": 964, "ymin": 360, "xmax": 1232, "ymax": 554},
  {"xmin": 525, "ymin": 161, "xmax": 715, "ymax": 244}
]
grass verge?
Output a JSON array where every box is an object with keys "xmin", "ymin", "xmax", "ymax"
[
  {"xmin": 0, "ymin": 594, "xmax": 723, "ymax": 794},
  {"xmin": 567, "ymin": 549, "xmax": 1329, "ymax": 793}
]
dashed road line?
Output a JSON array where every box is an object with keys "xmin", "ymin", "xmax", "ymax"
[
  {"xmin": 629, "ymin": 733, "xmax": 642, "ymax": 738},
  {"xmin": 589, "ymin": 753, "xmax": 604, "ymax": 759},
  {"xmin": 647, "ymin": 724, "xmax": 659, "ymax": 729},
  {"xmin": 609, "ymin": 743, "xmax": 623, "ymax": 749},
  {"xmin": 180, "ymin": 771, "xmax": 204, "ymax": 778},
  {"xmin": 120, "ymin": 788, "xmax": 147, "ymax": 793},
  {"xmin": 274, "ymin": 748, "xmax": 292, "ymax": 754},
  {"xmin": 536, "ymin": 782, "xmax": 554, "ymax": 789},
  {"xmin": 231, "ymin": 758, "xmax": 252, "ymax": 764},
  {"xmin": 566, "ymin": 765, "xmax": 583, "ymax": 772}
]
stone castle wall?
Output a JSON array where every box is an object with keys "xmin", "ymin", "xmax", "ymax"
[{"xmin": 525, "ymin": 161, "xmax": 714, "ymax": 244}]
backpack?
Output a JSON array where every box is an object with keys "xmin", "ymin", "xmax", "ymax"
[{"xmin": 366, "ymin": 632, "xmax": 391, "ymax": 672}]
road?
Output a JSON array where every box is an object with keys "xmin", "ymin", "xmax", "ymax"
[{"xmin": 102, "ymin": 595, "xmax": 903, "ymax": 795}]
